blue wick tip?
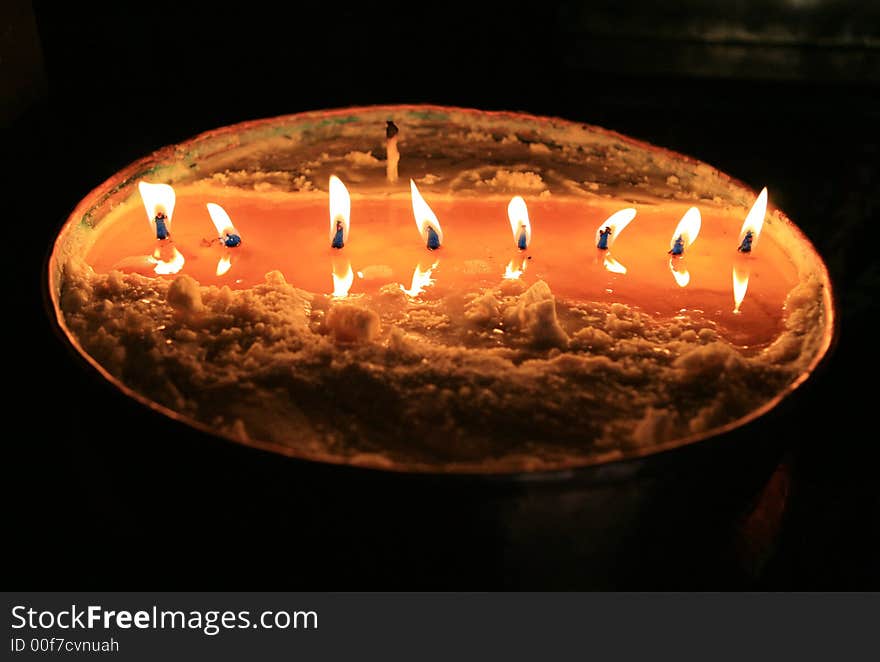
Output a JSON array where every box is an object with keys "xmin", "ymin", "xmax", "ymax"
[
  {"xmin": 224, "ymin": 233, "xmax": 242, "ymax": 248},
  {"xmin": 517, "ymin": 230, "xmax": 528, "ymax": 250},
  {"xmin": 669, "ymin": 236, "xmax": 685, "ymax": 256},
  {"xmin": 426, "ymin": 226, "xmax": 441, "ymax": 250},
  {"xmin": 154, "ymin": 215, "xmax": 169, "ymax": 240},
  {"xmin": 738, "ymin": 231, "xmax": 753, "ymax": 253},
  {"xmin": 331, "ymin": 224, "xmax": 345, "ymax": 249},
  {"xmin": 597, "ymin": 227, "xmax": 611, "ymax": 250}
]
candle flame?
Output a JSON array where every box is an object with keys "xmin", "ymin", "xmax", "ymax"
[
  {"xmin": 669, "ymin": 207, "xmax": 702, "ymax": 253},
  {"xmin": 332, "ymin": 259, "xmax": 354, "ymax": 297},
  {"xmin": 206, "ymin": 202, "xmax": 241, "ymax": 242},
  {"xmin": 138, "ymin": 181, "xmax": 176, "ymax": 236},
  {"xmin": 595, "ymin": 208, "xmax": 636, "ymax": 249},
  {"xmin": 410, "ymin": 180, "xmax": 443, "ymax": 248},
  {"xmin": 669, "ymin": 258, "xmax": 690, "ymax": 287},
  {"xmin": 603, "ymin": 255, "xmax": 627, "ymax": 274},
  {"xmin": 507, "ymin": 196, "xmax": 532, "ymax": 249},
  {"xmin": 504, "ymin": 257, "xmax": 528, "ymax": 280},
  {"xmin": 733, "ymin": 264, "xmax": 750, "ymax": 313},
  {"xmin": 329, "ymin": 175, "xmax": 351, "ymax": 247},
  {"xmin": 148, "ymin": 245, "xmax": 185, "ymax": 275},
  {"xmin": 737, "ymin": 187, "xmax": 767, "ymax": 252},
  {"xmin": 400, "ymin": 261, "xmax": 439, "ymax": 297},
  {"xmin": 216, "ymin": 254, "xmax": 232, "ymax": 276}
]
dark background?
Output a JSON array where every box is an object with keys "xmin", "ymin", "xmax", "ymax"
[{"xmin": 5, "ymin": 1, "xmax": 878, "ymax": 588}]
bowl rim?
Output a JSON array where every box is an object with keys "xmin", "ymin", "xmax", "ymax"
[{"xmin": 45, "ymin": 103, "xmax": 839, "ymax": 482}]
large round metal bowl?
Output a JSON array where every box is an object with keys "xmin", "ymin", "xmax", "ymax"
[
  {"xmin": 45, "ymin": 105, "xmax": 837, "ymax": 586},
  {"xmin": 48, "ymin": 105, "xmax": 835, "ymax": 476}
]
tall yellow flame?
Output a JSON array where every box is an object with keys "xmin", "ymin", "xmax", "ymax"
[
  {"xmin": 595, "ymin": 208, "xmax": 636, "ymax": 249},
  {"xmin": 737, "ymin": 187, "xmax": 768, "ymax": 251},
  {"xmin": 507, "ymin": 196, "xmax": 531, "ymax": 249},
  {"xmin": 410, "ymin": 180, "xmax": 443, "ymax": 245},
  {"xmin": 329, "ymin": 175, "xmax": 351, "ymax": 246},
  {"xmin": 669, "ymin": 207, "xmax": 702, "ymax": 252},
  {"xmin": 138, "ymin": 181, "xmax": 176, "ymax": 235},
  {"xmin": 206, "ymin": 202, "xmax": 239, "ymax": 239}
]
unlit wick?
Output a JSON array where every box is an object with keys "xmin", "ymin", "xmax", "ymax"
[{"xmin": 386, "ymin": 120, "xmax": 399, "ymax": 183}]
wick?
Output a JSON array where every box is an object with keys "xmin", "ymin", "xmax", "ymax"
[
  {"xmin": 426, "ymin": 226, "xmax": 441, "ymax": 250},
  {"xmin": 669, "ymin": 235, "xmax": 685, "ymax": 256},
  {"xmin": 516, "ymin": 225, "xmax": 528, "ymax": 250},
  {"xmin": 738, "ymin": 230, "xmax": 754, "ymax": 253},
  {"xmin": 154, "ymin": 212, "xmax": 170, "ymax": 240},
  {"xmin": 331, "ymin": 220, "xmax": 345, "ymax": 249},
  {"xmin": 597, "ymin": 226, "xmax": 612, "ymax": 250},
  {"xmin": 386, "ymin": 120, "xmax": 399, "ymax": 183},
  {"xmin": 223, "ymin": 233, "xmax": 242, "ymax": 248}
]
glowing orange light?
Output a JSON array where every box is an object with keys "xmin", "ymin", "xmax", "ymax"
[
  {"xmin": 507, "ymin": 196, "xmax": 532, "ymax": 249},
  {"xmin": 669, "ymin": 258, "xmax": 690, "ymax": 288},
  {"xmin": 504, "ymin": 257, "xmax": 528, "ymax": 280},
  {"xmin": 329, "ymin": 175, "xmax": 351, "ymax": 247},
  {"xmin": 216, "ymin": 254, "xmax": 232, "ymax": 276},
  {"xmin": 410, "ymin": 180, "xmax": 443, "ymax": 247},
  {"xmin": 332, "ymin": 259, "xmax": 354, "ymax": 298},
  {"xmin": 400, "ymin": 261, "xmax": 439, "ymax": 297},
  {"xmin": 733, "ymin": 264, "xmax": 750, "ymax": 313},
  {"xmin": 138, "ymin": 181, "xmax": 176, "ymax": 236},
  {"xmin": 148, "ymin": 246, "xmax": 185, "ymax": 275},
  {"xmin": 603, "ymin": 255, "xmax": 627, "ymax": 274}
]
